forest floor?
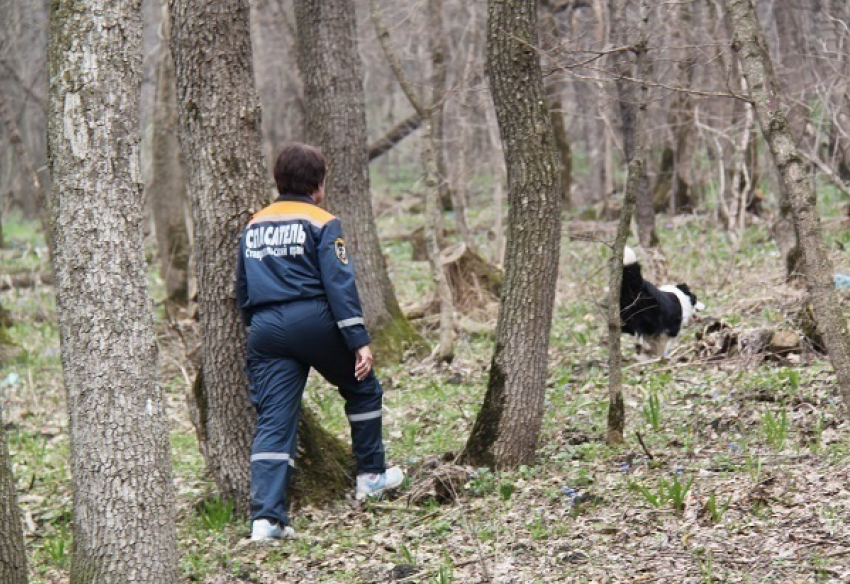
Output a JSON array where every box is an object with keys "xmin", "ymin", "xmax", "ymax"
[{"xmin": 1, "ymin": 193, "xmax": 849, "ymax": 583}]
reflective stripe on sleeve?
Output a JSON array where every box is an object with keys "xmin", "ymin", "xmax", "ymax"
[
  {"xmin": 347, "ymin": 410, "xmax": 382, "ymax": 422},
  {"xmin": 337, "ymin": 317, "xmax": 365, "ymax": 329}
]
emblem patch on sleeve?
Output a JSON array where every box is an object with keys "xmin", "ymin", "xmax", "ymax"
[{"xmin": 334, "ymin": 238, "xmax": 349, "ymax": 265}]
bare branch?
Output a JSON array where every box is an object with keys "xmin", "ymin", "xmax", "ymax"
[
  {"xmin": 368, "ymin": 111, "xmax": 422, "ymax": 161},
  {"xmin": 369, "ymin": 0, "xmax": 427, "ymax": 117}
]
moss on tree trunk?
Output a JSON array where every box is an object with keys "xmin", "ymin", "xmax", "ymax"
[
  {"xmin": 370, "ymin": 308, "xmax": 430, "ymax": 362},
  {"xmin": 291, "ymin": 408, "xmax": 354, "ymax": 506},
  {"xmin": 191, "ymin": 369, "xmax": 355, "ymax": 511}
]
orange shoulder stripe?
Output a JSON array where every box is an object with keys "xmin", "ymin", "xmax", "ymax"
[{"xmin": 249, "ymin": 201, "xmax": 336, "ymax": 228}]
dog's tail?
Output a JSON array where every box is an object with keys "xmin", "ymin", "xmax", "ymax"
[
  {"xmin": 621, "ymin": 246, "xmax": 643, "ymax": 297},
  {"xmin": 623, "ymin": 245, "xmax": 638, "ymax": 266}
]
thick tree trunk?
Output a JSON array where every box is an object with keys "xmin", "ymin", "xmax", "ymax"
[
  {"xmin": 297, "ymin": 0, "xmax": 426, "ymax": 363},
  {"xmin": 461, "ymin": 0, "xmax": 562, "ymax": 468},
  {"xmin": 171, "ymin": 0, "xmax": 356, "ymax": 510},
  {"xmin": 47, "ymin": 2, "xmax": 177, "ymax": 581},
  {"xmin": 169, "ymin": 0, "xmax": 263, "ymax": 510},
  {"xmin": 724, "ymin": 0, "xmax": 850, "ymax": 411},
  {"xmin": 0, "ymin": 403, "xmax": 27, "ymax": 584},
  {"xmin": 148, "ymin": 4, "xmax": 191, "ymax": 308}
]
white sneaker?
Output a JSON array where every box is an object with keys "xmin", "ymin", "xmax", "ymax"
[
  {"xmin": 250, "ymin": 518, "xmax": 296, "ymax": 541},
  {"xmin": 355, "ymin": 466, "xmax": 405, "ymax": 501}
]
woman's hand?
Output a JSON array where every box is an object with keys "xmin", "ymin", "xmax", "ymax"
[{"xmin": 354, "ymin": 345, "xmax": 374, "ymax": 381}]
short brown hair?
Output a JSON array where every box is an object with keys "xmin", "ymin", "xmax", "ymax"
[{"xmin": 273, "ymin": 142, "xmax": 327, "ymax": 196}]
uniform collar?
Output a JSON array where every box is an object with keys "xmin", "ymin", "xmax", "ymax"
[{"xmin": 276, "ymin": 193, "xmax": 316, "ymax": 204}]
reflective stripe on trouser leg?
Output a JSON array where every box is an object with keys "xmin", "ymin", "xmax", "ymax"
[
  {"xmin": 250, "ymin": 453, "xmax": 295, "ymax": 525},
  {"xmin": 344, "ymin": 376, "xmax": 386, "ymax": 475},
  {"xmin": 247, "ymin": 351, "xmax": 308, "ymax": 525}
]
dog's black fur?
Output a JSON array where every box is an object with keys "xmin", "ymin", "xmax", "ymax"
[{"xmin": 619, "ymin": 246, "xmax": 704, "ymax": 357}]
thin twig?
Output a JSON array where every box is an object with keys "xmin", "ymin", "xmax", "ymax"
[{"xmin": 635, "ymin": 431, "xmax": 654, "ymax": 460}]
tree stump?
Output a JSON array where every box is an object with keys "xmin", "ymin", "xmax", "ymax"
[
  {"xmin": 440, "ymin": 242, "xmax": 502, "ymax": 313},
  {"xmin": 409, "ymin": 225, "xmax": 447, "ymax": 261}
]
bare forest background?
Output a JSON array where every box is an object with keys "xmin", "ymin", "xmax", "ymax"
[
  {"xmin": 2, "ymin": 0, "xmax": 848, "ymax": 231},
  {"xmin": 1, "ymin": 0, "xmax": 850, "ymax": 583}
]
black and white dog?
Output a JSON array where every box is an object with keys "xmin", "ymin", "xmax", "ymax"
[{"xmin": 620, "ymin": 246, "xmax": 705, "ymax": 357}]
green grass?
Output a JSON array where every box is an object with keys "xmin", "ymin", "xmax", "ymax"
[
  {"xmin": 630, "ymin": 474, "xmax": 695, "ymax": 513},
  {"xmin": 2, "ymin": 196, "xmax": 848, "ymax": 583}
]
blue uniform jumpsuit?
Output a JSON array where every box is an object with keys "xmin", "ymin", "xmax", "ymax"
[{"xmin": 236, "ymin": 193, "xmax": 386, "ymax": 526}]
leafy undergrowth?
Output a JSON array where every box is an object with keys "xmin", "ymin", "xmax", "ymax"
[{"xmin": 2, "ymin": 204, "xmax": 849, "ymax": 583}]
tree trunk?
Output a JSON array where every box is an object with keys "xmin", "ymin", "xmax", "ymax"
[
  {"xmin": 250, "ymin": 0, "xmax": 305, "ymax": 168},
  {"xmin": 451, "ymin": 12, "xmax": 482, "ymax": 252},
  {"xmin": 0, "ymin": 0, "xmax": 49, "ymax": 223},
  {"xmin": 606, "ymin": 0, "xmax": 650, "ymax": 445},
  {"xmin": 369, "ymin": 0, "xmax": 454, "ymax": 361},
  {"xmin": 724, "ymin": 0, "xmax": 850, "ymax": 411},
  {"xmin": 171, "ymin": 0, "xmax": 355, "ymax": 510},
  {"xmin": 654, "ymin": 1, "xmax": 695, "ymax": 215},
  {"xmin": 426, "ymin": 0, "xmax": 458, "ymax": 362},
  {"xmin": 169, "ymin": 0, "xmax": 263, "ymax": 510},
  {"xmin": 429, "ymin": 0, "xmax": 467, "ymax": 236},
  {"xmin": 0, "ymin": 83, "xmax": 51, "ymax": 256},
  {"xmin": 461, "ymin": 0, "xmax": 562, "ymax": 468},
  {"xmin": 541, "ymin": 0, "xmax": 573, "ymax": 210},
  {"xmin": 0, "ymin": 402, "xmax": 27, "ymax": 584},
  {"xmin": 607, "ymin": 0, "xmax": 657, "ymax": 247},
  {"xmin": 766, "ymin": 0, "xmax": 804, "ymax": 277},
  {"xmin": 47, "ymin": 2, "xmax": 177, "ymax": 581},
  {"xmin": 148, "ymin": 3, "xmax": 191, "ymax": 309},
  {"xmin": 296, "ymin": 0, "xmax": 427, "ymax": 363},
  {"xmin": 607, "ymin": 161, "xmax": 639, "ymax": 445},
  {"xmin": 422, "ymin": 118, "xmax": 457, "ymax": 362}
]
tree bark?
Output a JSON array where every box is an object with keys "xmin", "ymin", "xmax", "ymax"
[
  {"xmin": 250, "ymin": 0, "xmax": 305, "ymax": 168},
  {"xmin": 654, "ymin": 0, "xmax": 695, "ymax": 215},
  {"xmin": 607, "ymin": 0, "xmax": 656, "ymax": 247},
  {"xmin": 0, "ymin": 402, "xmax": 27, "ymax": 584},
  {"xmin": 0, "ymin": 83, "xmax": 51, "ymax": 257},
  {"xmin": 429, "ymin": 0, "xmax": 467, "ymax": 236},
  {"xmin": 296, "ymin": 0, "xmax": 427, "ymax": 363},
  {"xmin": 606, "ymin": 0, "xmax": 649, "ymax": 445},
  {"xmin": 724, "ymin": 0, "xmax": 850, "ymax": 411},
  {"xmin": 148, "ymin": 3, "xmax": 191, "ymax": 308},
  {"xmin": 606, "ymin": 158, "xmax": 639, "ymax": 445},
  {"xmin": 47, "ymin": 1, "xmax": 177, "ymax": 581},
  {"xmin": 541, "ymin": 0, "xmax": 573, "ymax": 210},
  {"xmin": 461, "ymin": 0, "xmax": 562, "ymax": 468},
  {"xmin": 171, "ymin": 0, "xmax": 356, "ymax": 510},
  {"xmin": 169, "ymin": 0, "xmax": 263, "ymax": 510}
]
